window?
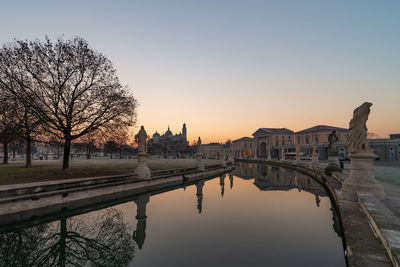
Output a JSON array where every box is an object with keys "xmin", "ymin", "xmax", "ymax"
[
  {"xmin": 282, "ymin": 136, "xmax": 285, "ymax": 146},
  {"xmin": 314, "ymin": 134, "xmax": 319, "ymax": 143},
  {"xmin": 297, "ymin": 135, "xmax": 301, "ymax": 145},
  {"xmin": 288, "ymin": 137, "xmax": 292, "ymax": 145},
  {"xmin": 305, "ymin": 135, "xmax": 310, "ymax": 144},
  {"xmin": 275, "ymin": 136, "xmax": 279, "ymax": 146}
]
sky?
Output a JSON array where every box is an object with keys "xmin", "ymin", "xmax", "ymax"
[{"xmin": 0, "ymin": 0, "xmax": 399, "ymax": 143}]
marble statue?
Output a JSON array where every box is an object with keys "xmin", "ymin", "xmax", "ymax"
[
  {"xmin": 134, "ymin": 126, "xmax": 151, "ymax": 179},
  {"xmin": 342, "ymin": 102, "xmax": 385, "ymax": 200},
  {"xmin": 135, "ymin": 126, "xmax": 148, "ymax": 153},
  {"xmin": 347, "ymin": 102, "xmax": 373, "ymax": 153},
  {"xmin": 328, "ymin": 130, "xmax": 338, "ymax": 155}
]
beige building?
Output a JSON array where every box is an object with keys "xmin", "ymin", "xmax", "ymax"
[
  {"xmin": 294, "ymin": 125, "xmax": 349, "ymax": 159},
  {"xmin": 252, "ymin": 128, "xmax": 294, "ymax": 159},
  {"xmin": 201, "ymin": 143, "xmax": 224, "ymax": 159},
  {"xmin": 231, "ymin": 137, "xmax": 254, "ymax": 158},
  {"xmin": 251, "ymin": 125, "xmax": 399, "ymax": 161}
]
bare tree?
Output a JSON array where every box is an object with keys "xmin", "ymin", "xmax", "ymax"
[
  {"xmin": 0, "ymin": 37, "xmax": 138, "ymax": 170},
  {"xmin": 0, "ymin": 89, "xmax": 16, "ymax": 164}
]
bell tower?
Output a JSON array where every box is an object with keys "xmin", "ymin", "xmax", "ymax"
[{"xmin": 182, "ymin": 123, "xmax": 187, "ymax": 141}]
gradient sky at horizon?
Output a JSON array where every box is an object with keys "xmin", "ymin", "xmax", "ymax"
[{"xmin": 0, "ymin": 0, "xmax": 399, "ymax": 143}]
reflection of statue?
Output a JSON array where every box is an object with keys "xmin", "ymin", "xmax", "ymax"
[
  {"xmin": 195, "ymin": 180, "xmax": 205, "ymax": 214},
  {"xmin": 133, "ymin": 194, "xmax": 150, "ymax": 250},
  {"xmin": 135, "ymin": 126, "xmax": 148, "ymax": 153},
  {"xmin": 347, "ymin": 102, "xmax": 373, "ymax": 153},
  {"xmin": 229, "ymin": 173, "xmax": 233, "ymax": 189},
  {"xmin": 315, "ymin": 194, "xmax": 320, "ymax": 207},
  {"xmin": 328, "ymin": 130, "xmax": 338, "ymax": 155},
  {"xmin": 219, "ymin": 174, "xmax": 226, "ymax": 197}
]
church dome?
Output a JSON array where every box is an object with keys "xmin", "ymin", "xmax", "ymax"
[
  {"xmin": 165, "ymin": 126, "xmax": 173, "ymax": 137},
  {"xmin": 153, "ymin": 131, "xmax": 160, "ymax": 138}
]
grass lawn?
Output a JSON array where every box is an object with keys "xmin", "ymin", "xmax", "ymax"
[{"xmin": 0, "ymin": 158, "xmax": 220, "ymax": 185}]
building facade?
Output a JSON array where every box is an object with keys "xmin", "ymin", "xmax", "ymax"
[
  {"xmin": 252, "ymin": 128, "xmax": 294, "ymax": 159},
  {"xmin": 148, "ymin": 123, "xmax": 190, "ymax": 157},
  {"xmin": 231, "ymin": 137, "xmax": 254, "ymax": 159},
  {"xmin": 250, "ymin": 125, "xmax": 399, "ymax": 161},
  {"xmin": 201, "ymin": 143, "xmax": 224, "ymax": 159}
]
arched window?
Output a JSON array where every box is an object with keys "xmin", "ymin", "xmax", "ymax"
[{"xmin": 305, "ymin": 135, "xmax": 310, "ymax": 144}]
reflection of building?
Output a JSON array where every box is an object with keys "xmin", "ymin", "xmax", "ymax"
[
  {"xmin": 233, "ymin": 163, "xmax": 327, "ymax": 198},
  {"xmin": 231, "ymin": 137, "xmax": 254, "ymax": 158},
  {"xmin": 232, "ymin": 162, "xmax": 257, "ymax": 179}
]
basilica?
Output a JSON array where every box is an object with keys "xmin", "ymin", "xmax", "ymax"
[{"xmin": 148, "ymin": 123, "xmax": 190, "ymax": 156}]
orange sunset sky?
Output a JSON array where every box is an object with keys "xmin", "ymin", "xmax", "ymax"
[{"xmin": 1, "ymin": 1, "xmax": 399, "ymax": 143}]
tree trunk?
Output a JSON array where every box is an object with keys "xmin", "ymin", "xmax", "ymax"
[
  {"xmin": 3, "ymin": 142, "xmax": 8, "ymax": 164},
  {"xmin": 87, "ymin": 142, "xmax": 91, "ymax": 159},
  {"xmin": 59, "ymin": 218, "xmax": 67, "ymax": 266},
  {"xmin": 26, "ymin": 135, "xmax": 32, "ymax": 168},
  {"xmin": 12, "ymin": 143, "xmax": 16, "ymax": 159},
  {"xmin": 57, "ymin": 141, "xmax": 60, "ymax": 159},
  {"xmin": 63, "ymin": 139, "xmax": 71, "ymax": 170}
]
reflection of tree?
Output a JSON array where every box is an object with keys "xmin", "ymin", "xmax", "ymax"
[
  {"xmin": 0, "ymin": 208, "xmax": 134, "ymax": 267},
  {"xmin": 0, "ymin": 226, "xmax": 45, "ymax": 266}
]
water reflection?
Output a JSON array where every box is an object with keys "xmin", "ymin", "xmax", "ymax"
[
  {"xmin": 0, "ymin": 162, "xmax": 345, "ymax": 267},
  {"xmin": 234, "ymin": 162, "xmax": 342, "ymax": 238},
  {"xmin": 0, "ymin": 209, "xmax": 134, "ymax": 267},
  {"xmin": 195, "ymin": 180, "xmax": 204, "ymax": 214},
  {"xmin": 133, "ymin": 194, "xmax": 150, "ymax": 249},
  {"xmin": 219, "ymin": 173, "xmax": 226, "ymax": 197}
]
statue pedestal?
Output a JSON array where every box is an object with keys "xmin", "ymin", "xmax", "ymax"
[
  {"xmin": 311, "ymin": 152, "xmax": 319, "ymax": 167},
  {"xmin": 328, "ymin": 154, "xmax": 340, "ymax": 167},
  {"xmin": 196, "ymin": 153, "xmax": 205, "ymax": 171},
  {"xmin": 135, "ymin": 152, "xmax": 151, "ymax": 180},
  {"xmin": 295, "ymin": 152, "xmax": 301, "ymax": 163},
  {"xmin": 342, "ymin": 153, "xmax": 385, "ymax": 200},
  {"xmin": 280, "ymin": 149, "xmax": 285, "ymax": 162}
]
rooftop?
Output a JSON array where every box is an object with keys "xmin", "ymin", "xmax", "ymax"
[
  {"xmin": 232, "ymin": 137, "xmax": 253, "ymax": 143},
  {"xmin": 295, "ymin": 125, "xmax": 348, "ymax": 134},
  {"xmin": 252, "ymin": 128, "xmax": 294, "ymax": 136}
]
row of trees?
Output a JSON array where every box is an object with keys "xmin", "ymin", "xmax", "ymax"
[{"xmin": 0, "ymin": 36, "xmax": 137, "ymax": 169}]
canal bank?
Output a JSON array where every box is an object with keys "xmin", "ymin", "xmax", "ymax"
[
  {"xmin": 0, "ymin": 164, "xmax": 234, "ymax": 230},
  {"xmin": 236, "ymin": 158, "xmax": 399, "ymax": 267}
]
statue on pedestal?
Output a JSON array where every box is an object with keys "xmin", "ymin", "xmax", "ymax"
[
  {"xmin": 220, "ymin": 145, "xmax": 226, "ymax": 167},
  {"xmin": 347, "ymin": 102, "xmax": 373, "ymax": 154},
  {"xmin": 196, "ymin": 136, "xmax": 205, "ymax": 171},
  {"xmin": 342, "ymin": 102, "xmax": 385, "ymax": 199},
  {"xmin": 326, "ymin": 130, "xmax": 341, "ymax": 174},
  {"xmin": 135, "ymin": 126, "xmax": 148, "ymax": 153},
  {"xmin": 196, "ymin": 137, "xmax": 202, "ymax": 154},
  {"xmin": 134, "ymin": 126, "xmax": 151, "ymax": 179},
  {"xmin": 328, "ymin": 130, "xmax": 338, "ymax": 155}
]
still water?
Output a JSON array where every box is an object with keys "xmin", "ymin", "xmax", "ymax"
[{"xmin": 0, "ymin": 163, "xmax": 346, "ymax": 267}]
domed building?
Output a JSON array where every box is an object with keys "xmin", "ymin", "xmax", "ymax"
[{"xmin": 148, "ymin": 123, "xmax": 190, "ymax": 157}]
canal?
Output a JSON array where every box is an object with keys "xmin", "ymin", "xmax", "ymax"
[{"xmin": 0, "ymin": 163, "xmax": 346, "ymax": 266}]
